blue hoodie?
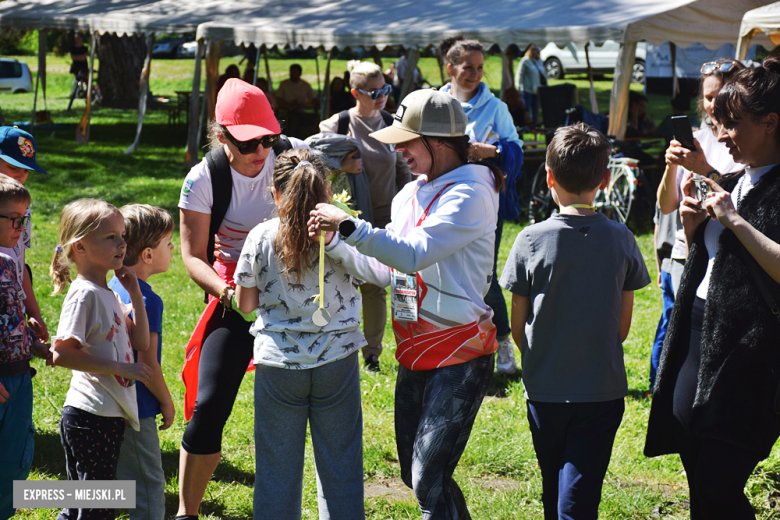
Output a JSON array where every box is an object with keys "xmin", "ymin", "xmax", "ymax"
[{"xmin": 441, "ymin": 82, "xmax": 522, "ymax": 147}]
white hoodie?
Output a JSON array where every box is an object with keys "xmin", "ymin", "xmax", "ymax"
[{"xmin": 326, "ymin": 163, "xmax": 499, "ymax": 370}]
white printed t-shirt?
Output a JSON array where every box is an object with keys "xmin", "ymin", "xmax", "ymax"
[
  {"xmin": 178, "ymin": 139, "xmax": 307, "ymax": 262},
  {"xmin": 54, "ymin": 278, "xmax": 140, "ymax": 431},
  {"xmin": 234, "ymin": 219, "xmax": 377, "ymax": 369}
]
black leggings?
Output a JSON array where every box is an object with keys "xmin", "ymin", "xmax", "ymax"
[
  {"xmin": 680, "ymin": 438, "xmax": 760, "ymax": 519},
  {"xmin": 181, "ymin": 304, "xmax": 254, "ymax": 455},
  {"xmin": 672, "ymin": 297, "xmax": 761, "ymax": 519}
]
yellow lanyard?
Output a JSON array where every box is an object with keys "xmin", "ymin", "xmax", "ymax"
[{"xmin": 566, "ymin": 204, "xmax": 595, "ymax": 210}]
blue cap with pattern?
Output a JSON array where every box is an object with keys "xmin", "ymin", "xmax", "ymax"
[{"xmin": 0, "ymin": 126, "xmax": 47, "ymax": 174}]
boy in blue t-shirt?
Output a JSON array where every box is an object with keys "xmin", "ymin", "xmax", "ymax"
[
  {"xmin": 108, "ymin": 204, "xmax": 174, "ymax": 520},
  {"xmin": 0, "ymin": 176, "xmax": 51, "ymax": 520},
  {"xmin": 499, "ymin": 123, "xmax": 650, "ymax": 519}
]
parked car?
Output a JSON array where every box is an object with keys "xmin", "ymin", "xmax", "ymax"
[
  {"xmin": 152, "ymin": 35, "xmax": 194, "ymax": 59},
  {"xmin": 177, "ymin": 41, "xmax": 198, "ymax": 58},
  {"xmin": 0, "ymin": 58, "xmax": 33, "ymax": 93},
  {"xmin": 539, "ymin": 41, "xmax": 647, "ymax": 83},
  {"xmin": 176, "ymin": 40, "xmax": 240, "ymax": 58}
]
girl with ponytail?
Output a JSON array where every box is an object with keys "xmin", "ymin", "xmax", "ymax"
[
  {"xmin": 49, "ymin": 199, "xmax": 153, "ymax": 520},
  {"xmin": 233, "ymin": 148, "xmax": 381, "ymax": 520}
]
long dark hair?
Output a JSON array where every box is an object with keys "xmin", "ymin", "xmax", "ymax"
[
  {"xmin": 712, "ymin": 57, "xmax": 780, "ymax": 148},
  {"xmin": 272, "ymin": 149, "xmax": 332, "ymax": 282},
  {"xmin": 420, "ymin": 135, "xmax": 505, "ymax": 193}
]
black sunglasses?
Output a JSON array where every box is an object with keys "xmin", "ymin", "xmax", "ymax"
[
  {"xmin": 0, "ymin": 214, "xmax": 29, "ymax": 230},
  {"xmin": 357, "ymin": 84, "xmax": 392, "ymax": 100},
  {"xmin": 701, "ymin": 60, "xmax": 738, "ymax": 75},
  {"xmin": 224, "ymin": 130, "xmax": 281, "ymax": 155}
]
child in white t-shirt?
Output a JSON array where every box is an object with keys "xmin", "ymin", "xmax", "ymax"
[
  {"xmin": 235, "ymin": 149, "xmax": 383, "ymax": 519},
  {"xmin": 49, "ymin": 199, "xmax": 152, "ymax": 520}
]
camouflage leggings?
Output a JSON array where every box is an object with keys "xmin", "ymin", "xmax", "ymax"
[{"xmin": 395, "ymin": 354, "xmax": 494, "ymax": 520}]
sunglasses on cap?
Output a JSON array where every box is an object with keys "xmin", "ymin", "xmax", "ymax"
[
  {"xmin": 0, "ymin": 213, "xmax": 29, "ymax": 230},
  {"xmin": 357, "ymin": 84, "xmax": 392, "ymax": 100},
  {"xmin": 224, "ymin": 129, "xmax": 281, "ymax": 155},
  {"xmin": 701, "ymin": 60, "xmax": 738, "ymax": 75}
]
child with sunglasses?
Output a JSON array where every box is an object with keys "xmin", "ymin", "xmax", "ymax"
[
  {"xmin": 319, "ymin": 60, "xmax": 412, "ymax": 372},
  {"xmin": 0, "ymin": 127, "xmax": 50, "ymax": 347},
  {"xmin": 0, "ymin": 176, "xmax": 51, "ymax": 520},
  {"xmin": 176, "ymin": 78, "xmax": 307, "ymax": 520}
]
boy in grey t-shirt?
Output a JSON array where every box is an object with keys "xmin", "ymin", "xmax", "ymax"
[{"xmin": 499, "ymin": 123, "xmax": 650, "ymax": 519}]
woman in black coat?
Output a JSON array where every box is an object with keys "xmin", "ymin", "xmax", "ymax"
[{"xmin": 645, "ymin": 57, "xmax": 780, "ymax": 519}]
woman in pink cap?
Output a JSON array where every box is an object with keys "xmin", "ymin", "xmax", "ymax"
[{"xmin": 175, "ymin": 78, "xmax": 307, "ymax": 519}]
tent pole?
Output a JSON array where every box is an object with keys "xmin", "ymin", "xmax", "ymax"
[
  {"xmin": 264, "ymin": 45, "xmax": 273, "ymax": 91},
  {"xmin": 31, "ymin": 32, "xmax": 42, "ymax": 131},
  {"xmin": 204, "ymin": 38, "xmax": 221, "ymax": 126},
  {"xmin": 399, "ymin": 48, "xmax": 419, "ymax": 101},
  {"xmin": 670, "ymin": 43, "xmax": 679, "ymax": 97},
  {"xmin": 736, "ymin": 31, "xmax": 754, "ymax": 61},
  {"xmin": 315, "ymin": 51, "xmax": 321, "ymax": 98},
  {"xmin": 437, "ymin": 50, "xmax": 446, "ymax": 86},
  {"xmin": 126, "ymin": 32, "xmax": 154, "ymax": 154},
  {"xmin": 253, "ymin": 44, "xmax": 260, "ymax": 86},
  {"xmin": 507, "ymin": 47, "xmax": 514, "ymax": 91},
  {"xmin": 607, "ymin": 42, "xmax": 636, "ymax": 141},
  {"xmin": 31, "ymin": 30, "xmax": 47, "ymax": 131},
  {"xmin": 185, "ymin": 39, "xmax": 204, "ymax": 167},
  {"xmin": 499, "ymin": 48, "xmax": 508, "ymax": 101},
  {"xmin": 196, "ymin": 76, "xmax": 207, "ymax": 152},
  {"xmin": 320, "ymin": 49, "xmax": 332, "ymax": 121},
  {"xmin": 76, "ymin": 31, "xmax": 98, "ymax": 145},
  {"xmin": 39, "ymin": 30, "xmax": 47, "ymax": 112},
  {"xmin": 585, "ymin": 43, "xmax": 598, "ymax": 113}
]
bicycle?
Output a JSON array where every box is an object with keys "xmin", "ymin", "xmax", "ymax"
[
  {"xmin": 67, "ymin": 70, "xmax": 101, "ymax": 111},
  {"xmin": 527, "ymin": 141, "xmax": 644, "ymax": 225}
]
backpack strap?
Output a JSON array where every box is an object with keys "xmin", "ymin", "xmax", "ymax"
[
  {"xmin": 337, "ymin": 110, "xmax": 350, "ymax": 136},
  {"xmin": 205, "ymin": 147, "xmax": 233, "ymax": 267},
  {"xmin": 380, "ymin": 109, "xmax": 393, "ymax": 128},
  {"xmin": 273, "ymin": 134, "xmax": 292, "ymax": 156}
]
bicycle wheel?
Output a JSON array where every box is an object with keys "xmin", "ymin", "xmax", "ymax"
[
  {"xmin": 528, "ymin": 161, "xmax": 555, "ymax": 224},
  {"xmin": 603, "ymin": 164, "xmax": 634, "ymax": 224}
]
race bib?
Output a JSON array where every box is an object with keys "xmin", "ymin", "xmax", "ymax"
[{"xmin": 392, "ymin": 269, "xmax": 418, "ymax": 323}]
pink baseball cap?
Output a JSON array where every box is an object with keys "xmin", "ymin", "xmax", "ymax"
[{"xmin": 215, "ymin": 78, "xmax": 280, "ymax": 141}]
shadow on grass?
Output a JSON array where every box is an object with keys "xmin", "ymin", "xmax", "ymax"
[
  {"xmin": 31, "ymin": 428, "xmax": 67, "ymax": 479},
  {"xmin": 487, "ymin": 371, "xmax": 521, "ymax": 398}
]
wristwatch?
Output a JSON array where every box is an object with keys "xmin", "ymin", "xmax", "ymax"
[{"xmin": 338, "ymin": 217, "xmax": 358, "ymax": 239}]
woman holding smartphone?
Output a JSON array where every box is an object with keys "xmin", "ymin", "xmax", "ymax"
[
  {"xmin": 657, "ymin": 59, "xmax": 744, "ymax": 294},
  {"xmin": 645, "ymin": 57, "xmax": 780, "ymax": 520}
]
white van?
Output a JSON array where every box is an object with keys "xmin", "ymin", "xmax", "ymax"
[
  {"xmin": 0, "ymin": 58, "xmax": 33, "ymax": 93},
  {"xmin": 539, "ymin": 41, "xmax": 647, "ymax": 83}
]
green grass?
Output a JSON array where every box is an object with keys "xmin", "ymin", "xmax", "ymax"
[{"xmin": 3, "ymin": 55, "xmax": 780, "ymax": 520}]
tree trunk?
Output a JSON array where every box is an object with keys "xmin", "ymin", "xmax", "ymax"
[{"xmin": 97, "ymin": 33, "xmax": 146, "ymax": 109}]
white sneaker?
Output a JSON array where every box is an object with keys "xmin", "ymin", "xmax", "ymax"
[{"xmin": 496, "ymin": 338, "xmax": 517, "ymax": 375}]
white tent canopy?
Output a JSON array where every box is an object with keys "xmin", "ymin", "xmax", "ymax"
[
  {"xmin": 0, "ymin": 0, "xmax": 773, "ymax": 152},
  {"xmin": 737, "ymin": 1, "xmax": 780, "ymax": 60},
  {"xmin": 0, "ymin": 0, "xmax": 156, "ymax": 32},
  {"xmin": 198, "ymin": 0, "xmax": 774, "ymax": 140},
  {"xmin": 198, "ymin": 0, "xmax": 700, "ymax": 51}
]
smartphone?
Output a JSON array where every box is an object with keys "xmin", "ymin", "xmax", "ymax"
[
  {"xmin": 693, "ymin": 179, "xmax": 711, "ymax": 206},
  {"xmin": 671, "ymin": 115, "xmax": 696, "ymax": 151}
]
